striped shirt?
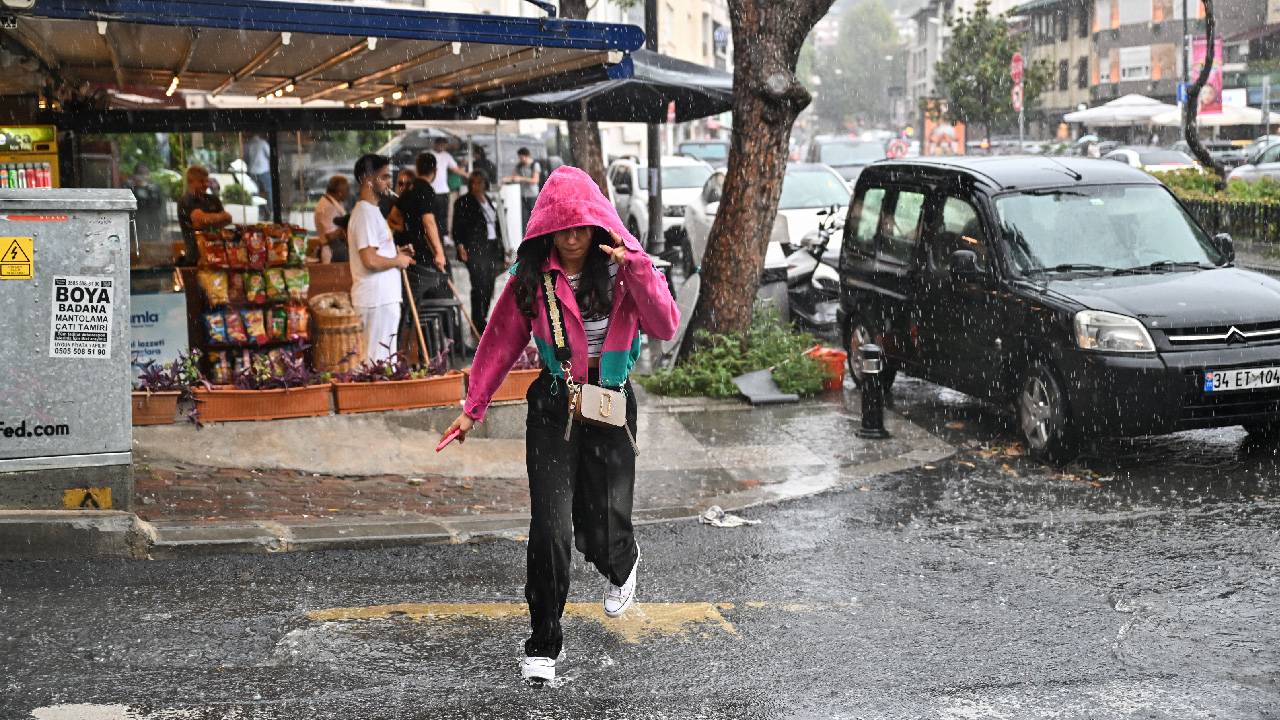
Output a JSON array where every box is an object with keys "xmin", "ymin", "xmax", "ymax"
[{"xmin": 567, "ymin": 263, "xmax": 618, "ymax": 357}]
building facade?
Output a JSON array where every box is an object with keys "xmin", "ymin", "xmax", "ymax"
[{"xmin": 907, "ymin": 0, "xmax": 1026, "ymax": 114}]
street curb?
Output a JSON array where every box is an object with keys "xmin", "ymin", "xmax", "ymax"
[{"xmin": 0, "ymin": 510, "xmax": 150, "ymax": 560}]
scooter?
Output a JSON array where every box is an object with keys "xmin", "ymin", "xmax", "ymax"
[{"xmin": 784, "ymin": 205, "xmax": 843, "ymax": 339}]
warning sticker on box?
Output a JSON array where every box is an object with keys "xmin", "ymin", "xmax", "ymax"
[{"xmin": 49, "ymin": 275, "xmax": 113, "ymax": 358}]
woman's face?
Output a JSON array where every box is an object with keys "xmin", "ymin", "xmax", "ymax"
[{"xmin": 553, "ymin": 227, "xmax": 592, "ymax": 265}]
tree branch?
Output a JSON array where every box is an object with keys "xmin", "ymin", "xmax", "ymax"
[{"xmin": 1183, "ymin": 0, "xmax": 1226, "ymax": 186}]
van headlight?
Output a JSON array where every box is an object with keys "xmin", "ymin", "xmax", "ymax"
[{"xmin": 1074, "ymin": 310, "xmax": 1154, "ymax": 352}]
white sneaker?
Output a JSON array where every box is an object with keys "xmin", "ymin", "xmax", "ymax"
[
  {"xmin": 520, "ymin": 655, "xmax": 556, "ymax": 683},
  {"xmin": 604, "ymin": 548, "xmax": 639, "ymax": 618}
]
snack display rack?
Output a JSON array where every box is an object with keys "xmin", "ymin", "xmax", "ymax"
[{"xmin": 193, "ymin": 225, "xmax": 313, "ymax": 383}]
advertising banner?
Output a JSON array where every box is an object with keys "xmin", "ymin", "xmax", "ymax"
[{"xmin": 1192, "ymin": 36, "xmax": 1223, "ymax": 115}]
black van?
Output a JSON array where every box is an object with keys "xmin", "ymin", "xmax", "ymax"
[{"xmin": 839, "ymin": 156, "xmax": 1280, "ymax": 463}]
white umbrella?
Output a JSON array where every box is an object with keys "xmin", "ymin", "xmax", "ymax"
[
  {"xmin": 1063, "ymin": 94, "xmax": 1178, "ymax": 127},
  {"xmin": 1151, "ymin": 104, "xmax": 1280, "ymax": 127}
]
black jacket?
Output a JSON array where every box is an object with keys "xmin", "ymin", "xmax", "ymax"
[{"xmin": 452, "ymin": 192, "xmax": 503, "ymax": 261}]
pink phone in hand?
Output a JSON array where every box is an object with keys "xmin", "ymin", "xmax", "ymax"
[{"xmin": 435, "ymin": 427, "xmax": 462, "ymax": 453}]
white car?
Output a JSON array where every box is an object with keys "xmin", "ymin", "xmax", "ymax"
[
  {"xmin": 683, "ymin": 163, "xmax": 852, "ymax": 274},
  {"xmin": 1227, "ymin": 141, "xmax": 1280, "ymax": 184},
  {"xmin": 606, "ymin": 155, "xmax": 713, "ymax": 249},
  {"xmin": 1102, "ymin": 146, "xmax": 1198, "ymax": 173}
]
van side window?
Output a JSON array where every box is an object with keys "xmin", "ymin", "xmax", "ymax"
[
  {"xmin": 851, "ymin": 186, "xmax": 885, "ymax": 256},
  {"xmin": 882, "ymin": 189, "xmax": 924, "ymax": 264},
  {"xmin": 929, "ymin": 197, "xmax": 989, "ymax": 276}
]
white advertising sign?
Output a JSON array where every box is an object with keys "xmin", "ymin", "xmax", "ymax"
[{"xmin": 49, "ymin": 275, "xmax": 114, "ymax": 359}]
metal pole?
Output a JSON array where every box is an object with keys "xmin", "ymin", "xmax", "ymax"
[
  {"xmin": 1182, "ymin": 0, "xmax": 1189, "ymax": 138},
  {"xmin": 1263, "ymin": 75, "xmax": 1272, "ymax": 138},
  {"xmin": 1019, "ymin": 108, "xmax": 1024, "ymax": 148},
  {"xmin": 645, "ymin": 0, "xmax": 664, "ymax": 256},
  {"xmin": 268, "ymin": 130, "xmax": 282, "ymax": 224}
]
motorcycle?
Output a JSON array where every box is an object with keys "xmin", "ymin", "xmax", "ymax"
[{"xmin": 784, "ymin": 205, "xmax": 843, "ymax": 339}]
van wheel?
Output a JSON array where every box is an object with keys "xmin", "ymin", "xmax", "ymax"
[
  {"xmin": 846, "ymin": 314, "xmax": 896, "ymax": 391},
  {"xmin": 1018, "ymin": 362, "xmax": 1078, "ymax": 465}
]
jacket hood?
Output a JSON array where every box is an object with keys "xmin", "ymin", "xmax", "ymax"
[{"xmin": 522, "ymin": 165, "xmax": 643, "ymax": 254}]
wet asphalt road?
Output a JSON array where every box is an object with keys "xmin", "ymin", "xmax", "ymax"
[{"xmin": 4, "ymin": 377, "xmax": 1280, "ymax": 719}]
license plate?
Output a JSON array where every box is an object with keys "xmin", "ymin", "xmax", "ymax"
[{"xmin": 1204, "ymin": 367, "xmax": 1280, "ymax": 392}]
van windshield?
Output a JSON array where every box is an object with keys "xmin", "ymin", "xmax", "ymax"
[{"xmin": 996, "ymin": 185, "xmax": 1222, "ymax": 275}]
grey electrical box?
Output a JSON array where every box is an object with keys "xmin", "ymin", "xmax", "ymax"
[{"xmin": 0, "ymin": 189, "xmax": 135, "ymax": 510}]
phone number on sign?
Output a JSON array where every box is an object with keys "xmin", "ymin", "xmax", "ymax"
[{"xmin": 53, "ymin": 345, "xmax": 108, "ymax": 357}]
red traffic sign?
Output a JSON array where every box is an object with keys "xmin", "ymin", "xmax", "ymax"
[
  {"xmin": 1011, "ymin": 84, "xmax": 1024, "ymax": 112},
  {"xmin": 1011, "ymin": 51, "xmax": 1024, "ymax": 83}
]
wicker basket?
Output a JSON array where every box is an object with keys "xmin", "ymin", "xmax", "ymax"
[
  {"xmin": 310, "ymin": 292, "xmax": 364, "ymax": 374},
  {"xmin": 193, "ymin": 384, "xmax": 333, "ymax": 423},
  {"xmin": 332, "ymin": 371, "xmax": 465, "ymax": 414},
  {"xmin": 131, "ymin": 391, "xmax": 180, "ymax": 425}
]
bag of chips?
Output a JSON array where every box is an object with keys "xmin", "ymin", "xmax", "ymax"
[
  {"xmin": 246, "ymin": 228, "xmax": 269, "ymax": 270},
  {"xmin": 227, "ymin": 242, "xmax": 249, "ymax": 270},
  {"xmin": 269, "ymin": 305, "xmax": 288, "ymax": 341},
  {"xmin": 266, "ymin": 348, "xmax": 288, "ymax": 374},
  {"xmin": 208, "ymin": 351, "xmax": 232, "ymax": 385},
  {"xmin": 288, "ymin": 229, "xmax": 309, "ymax": 266},
  {"xmin": 198, "ymin": 233, "xmax": 228, "ymax": 268},
  {"xmin": 197, "ymin": 270, "xmax": 229, "ymax": 307},
  {"xmin": 204, "ymin": 311, "xmax": 230, "ymax": 345},
  {"xmin": 244, "ymin": 272, "xmax": 267, "ymax": 304},
  {"xmin": 286, "ymin": 303, "xmax": 310, "ymax": 341},
  {"xmin": 227, "ymin": 271, "xmax": 246, "ymax": 305},
  {"xmin": 225, "ymin": 308, "xmax": 249, "ymax": 344},
  {"xmin": 241, "ymin": 308, "xmax": 268, "ymax": 345},
  {"xmin": 284, "ymin": 267, "xmax": 310, "ymax": 302},
  {"xmin": 269, "ymin": 238, "xmax": 289, "ymax": 266},
  {"xmin": 264, "ymin": 268, "xmax": 288, "ymax": 303}
]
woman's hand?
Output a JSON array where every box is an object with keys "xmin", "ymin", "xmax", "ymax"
[
  {"xmin": 444, "ymin": 412, "xmax": 474, "ymax": 444},
  {"xmin": 597, "ymin": 229, "xmax": 630, "ymax": 266}
]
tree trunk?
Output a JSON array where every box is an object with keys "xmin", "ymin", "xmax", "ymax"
[
  {"xmin": 682, "ymin": 0, "xmax": 835, "ymax": 352},
  {"xmin": 560, "ymin": 0, "xmax": 608, "ymax": 195},
  {"xmin": 1183, "ymin": 0, "xmax": 1226, "ymax": 187}
]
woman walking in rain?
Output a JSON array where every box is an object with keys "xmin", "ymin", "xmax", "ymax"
[{"xmin": 442, "ymin": 166, "xmax": 680, "ymax": 683}]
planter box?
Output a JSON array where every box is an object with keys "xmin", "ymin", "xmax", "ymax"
[
  {"xmin": 466, "ymin": 367, "xmax": 541, "ymax": 403},
  {"xmin": 332, "ymin": 372, "xmax": 464, "ymax": 414},
  {"xmin": 193, "ymin": 384, "xmax": 332, "ymax": 423},
  {"xmin": 132, "ymin": 391, "xmax": 180, "ymax": 426}
]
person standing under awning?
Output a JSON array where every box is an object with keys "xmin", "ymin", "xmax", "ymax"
[{"xmin": 347, "ymin": 154, "xmax": 415, "ymax": 361}]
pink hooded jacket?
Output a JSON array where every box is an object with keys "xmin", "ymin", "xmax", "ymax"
[{"xmin": 462, "ymin": 165, "xmax": 680, "ymax": 422}]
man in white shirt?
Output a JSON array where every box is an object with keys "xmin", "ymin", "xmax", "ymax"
[
  {"xmin": 430, "ymin": 137, "xmax": 467, "ymax": 242},
  {"xmin": 347, "ymin": 154, "xmax": 414, "ymax": 361},
  {"xmin": 243, "ymin": 133, "xmax": 272, "ymax": 210}
]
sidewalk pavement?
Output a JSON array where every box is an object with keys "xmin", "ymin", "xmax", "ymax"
[{"xmin": 3, "ymin": 386, "xmax": 954, "ymax": 559}]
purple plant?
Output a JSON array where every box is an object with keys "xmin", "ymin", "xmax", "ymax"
[
  {"xmin": 510, "ymin": 345, "xmax": 541, "ymax": 371},
  {"xmin": 231, "ymin": 343, "xmax": 327, "ymax": 390},
  {"xmin": 339, "ymin": 341, "xmax": 455, "ymax": 383}
]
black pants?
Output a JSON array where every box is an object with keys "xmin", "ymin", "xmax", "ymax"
[
  {"xmin": 434, "ymin": 194, "xmax": 450, "ymax": 239},
  {"xmin": 521, "ymin": 196, "xmax": 536, "ymax": 237},
  {"xmin": 524, "ymin": 369, "xmax": 638, "ymax": 659},
  {"xmin": 464, "ymin": 252, "xmax": 501, "ymax": 336}
]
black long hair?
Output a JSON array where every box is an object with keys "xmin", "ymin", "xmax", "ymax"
[{"xmin": 514, "ymin": 228, "xmax": 614, "ymax": 320}]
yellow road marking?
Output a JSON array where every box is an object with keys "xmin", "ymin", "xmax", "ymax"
[{"xmin": 307, "ymin": 602, "xmax": 738, "ymax": 644}]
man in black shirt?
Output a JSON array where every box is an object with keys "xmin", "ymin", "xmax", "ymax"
[
  {"xmin": 389, "ymin": 153, "xmax": 448, "ymax": 299},
  {"xmin": 177, "ymin": 165, "xmax": 232, "ymax": 266}
]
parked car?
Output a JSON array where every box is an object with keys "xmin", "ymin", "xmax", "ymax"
[
  {"xmin": 805, "ymin": 135, "xmax": 885, "ymax": 185},
  {"xmin": 677, "ymin": 140, "xmax": 731, "ymax": 169},
  {"xmin": 1227, "ymin": 141, "xmax": 1280, "ymax": 184},
  {"xmin": 1102, "ymin": 146, "xmax": 1198, "ymax": 173},
  {"xmin": 1170, "ymin": 140, "xmax": 1250, "ymax": 170},
  {"xmin": 684, "ymin": 163, "xmax": 850, "ymax": 274},
  {"xmin": 840, "ymin": 156, "xmax": 1276, "ymax": 463},
  {"xmin": 606, "ymin": 155, "xmax": 713, "ymax": 249}
]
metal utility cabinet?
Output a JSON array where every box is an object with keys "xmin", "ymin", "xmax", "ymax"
[{"xmin": 0, "ymin": 189, "xmax": 135, "ymax": 510}]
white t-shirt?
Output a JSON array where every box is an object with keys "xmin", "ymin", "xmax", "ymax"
[
  {"xmin": 430, "ymin": 151, "xmax": 458, "ymax": 194},
  {"xmin": 347, "ymin": 200, "xmax": 400, "ymax": 308},
  {"xmin": 245, "ymin": 136, "xmax": 270, "ymax": 175}
]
